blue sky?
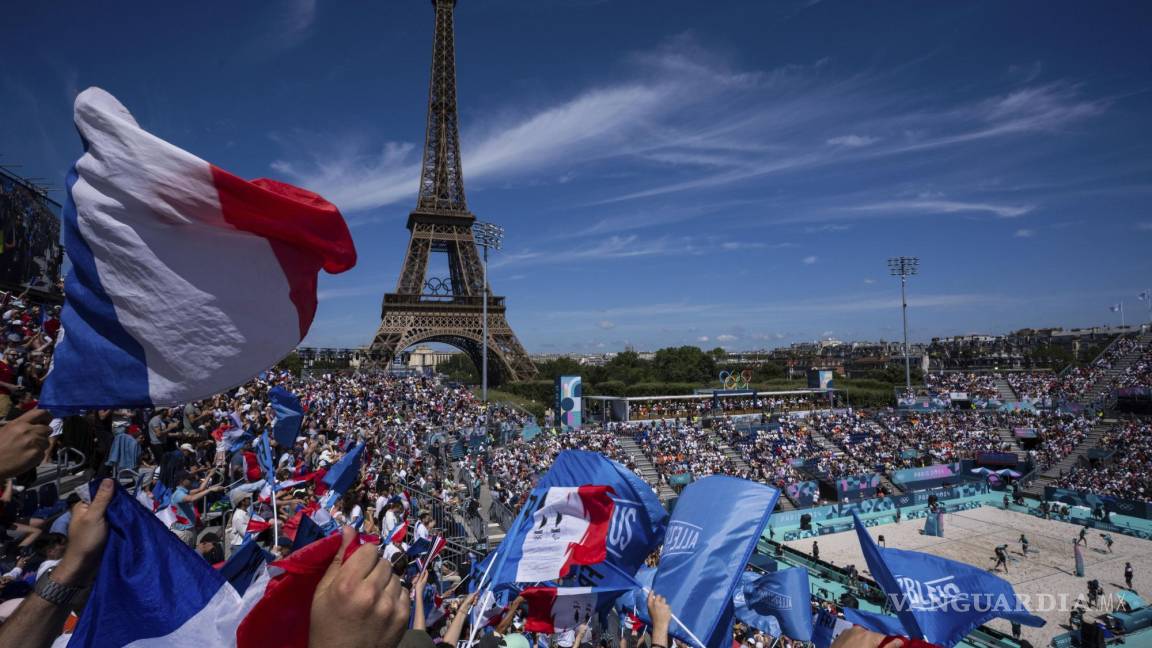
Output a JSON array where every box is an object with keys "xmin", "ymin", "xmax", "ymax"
[{"xmin": 2, "ymin": 1, "xmax": 1151, "ymax": 353}]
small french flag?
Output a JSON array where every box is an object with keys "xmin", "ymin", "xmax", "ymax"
[{"xmin": 387, "ymin": 520, "xmax": 408, "ymax": 544}]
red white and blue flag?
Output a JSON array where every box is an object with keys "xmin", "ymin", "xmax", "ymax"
[
  {"xmin": 40, "ymin": 87, "xmax": 356, "ymax": 412},
  {"xmin": 387, "ymin": 520, "xmax": 409, "ymax": 544},
  {"xmin": 498, "ymin": 485, "xmax": 615, "ymax": 584},
  {"xmin": 521, "ymin": 585, "xmax": 631, "ymax": 634},
  {"xmin": 56, "ymin": 482, "xmax": 380, "ymax": 648}
]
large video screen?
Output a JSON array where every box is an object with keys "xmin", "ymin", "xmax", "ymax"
[{"xmin": 0, "ymin": 171, "xmax": 63, "ymax": 297}]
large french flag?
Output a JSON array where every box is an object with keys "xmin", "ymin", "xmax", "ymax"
[
  {"xmin": 56, "ymin": 483, "xmax": 370, "ymax": 648},
  {"xmin": 509, "ymin": 485, "xmax": 615, "ymax": 583},
  {"xmin": 40, "ymin": 88, "xmax": 356, "ymax": 411}
]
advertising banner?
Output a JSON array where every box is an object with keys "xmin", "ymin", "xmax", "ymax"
[
  {"xmin": 890, "ymin": 463, "xmax": 960, "ymax": 486},
  {"xmin": 554, "ymin": 375, "xmax": 582, "ymax": 430}
]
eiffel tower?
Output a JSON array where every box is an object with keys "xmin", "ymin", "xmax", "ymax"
[{"xmin": 368, "ymin": 0, "xmax": 536, "ymax": 383}]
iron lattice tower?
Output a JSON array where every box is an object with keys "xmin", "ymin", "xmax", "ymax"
[{"xmin": 368, "ymin": 0, "xmax": 536, "ymax": 383}]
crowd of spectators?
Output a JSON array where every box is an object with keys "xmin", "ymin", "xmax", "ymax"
[
  {"xmin": 483, "ymin": 428, "xmax": 632, "ymax": 512},
  {"xmin": 630, "ymin": 421, "xmax": 743, "ymax": 482},
  {"xmin": 1055, "ymin": 420, "xmax": 1152, "ymax": 502},
  {"xmin": 629, "ymin": 393, "xmax": 833, "ymax": 421},
  {"xmin": 1109, "ymin": 346, "xmax": 1152, "ymax": 390},
  {"xmin": 875, "ymin": 412, "xmax": 1010, "ymax": 464},
  {"xmin": 0, "ymin": 177, "xmax": 63, "ymax": 294},
  {"xmin": 720, "ymin": 420, "xmax": 823, "ymax": 488},
  {"xmin": 925, "ymin": 372, "xmax": 1001, "ymax": 400}
]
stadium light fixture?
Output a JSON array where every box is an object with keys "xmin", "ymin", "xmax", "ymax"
[
  {"xmin": 472, "ymin": 221, "xmax": 504, "ymax": 406},
  {"xmin": 888, "ymin": 256, "xmax": 920, "ymax": 392}
]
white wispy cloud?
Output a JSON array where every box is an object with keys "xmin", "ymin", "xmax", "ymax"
[
  {"xmin": 1014, "ymin": 228, "xmax": 1036, "ymax": 238},
  {"xmin": 805, "ymin": 224, "xmax": 853, "ymax": 233},
  {"xmin": 843, "ymin": 200, "xmax": 1034, "ymax": 218},
  {"xmin": 827, "ymin": 134, "xmax": 878, "ymax": 147},
  {"xmin": 244, "ymin": 0, "xmax": 317, "ymax": 60},
  {"xmin": 802, "ymin": 255, "xmax": 818, "ymax": 264},
  {"xmin": 269, "ymin": 36, "xmax": 1106, "ymax": 226},
  {"xmin": 716, "ymin": 334, "xmax": 738, "ymax": 342}
]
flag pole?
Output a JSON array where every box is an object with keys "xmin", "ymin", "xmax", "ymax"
[
  {"xmin": 465, "ymin": 549, "xmax": 501, "ymax": 648},
  {"xmin": 271, "ymin": 481, "xmax": 280, "ymax": 540},
  {"xmin": 641, "ymin": 587, "xmax": 708, "ymax": 648}
]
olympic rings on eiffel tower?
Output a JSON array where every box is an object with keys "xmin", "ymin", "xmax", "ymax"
[
  {"xmin": 719, "ymin": 369, "xmax": 753, "ymax": 390},
  {"xmin": 423, "ymin": 277, "xmax": 454, "ymax": 296}
]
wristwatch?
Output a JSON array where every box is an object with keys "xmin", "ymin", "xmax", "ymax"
[{"xmin": 34, "ymin": 573, "xmax": 85, "ymax": 607}]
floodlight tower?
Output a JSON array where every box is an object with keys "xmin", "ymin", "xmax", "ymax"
[
  {"xmin": 888, "ymin": 256, "xmax": 920, "ymax": 392},
  {"xmin": 472, "ymin": 221, "xmax": 504, "ymax": 404}
]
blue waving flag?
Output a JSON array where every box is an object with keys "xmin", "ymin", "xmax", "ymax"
[
  {"xmin": 851, "ymin": 512, "xmax": 1044, "ymax": 647},
  {"xmin": 843, "ymin": 608, "xmax": 908, "ymax": 637},
  {"xmin": 485, "ymin": 451, "xmax": 668, "ymax": 592},
  {"xmin": 269, "ymin": 386, "xmax": 303, "ymax": 449},
  {"xmin": 736, "ymin": 567, "xmax": 813, "ymax": 641},
  {"xmin": 652, "ymin": 476, "xmax": 779, "ymax": 648},
  {"xmin": 320, "ymin": 443, "xmax": 365, "ymax": 508}
]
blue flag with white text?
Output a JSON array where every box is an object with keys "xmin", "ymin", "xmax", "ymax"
[
  {"xmin": 851, "ymin": 512, "xmax": 1044, "ymax": 647},
  {"xmin": 652, "ymin": 476, "xmax": 779, "ymax": 648},
  {"xmin": 735, "ymin": 567, "xmax": 813, "ymax": 641}
]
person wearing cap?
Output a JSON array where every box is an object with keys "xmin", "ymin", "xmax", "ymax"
[
  {"xmin": 227, "ymin": 494, "xmax": 252, "ymax": 552},
  {"xmin": 170, "ymin": 471, "xmax": 223, "ymax": 547}
]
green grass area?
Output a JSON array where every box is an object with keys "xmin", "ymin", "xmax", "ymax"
[{"xmin": 469, "ymin": 386, "xmax": 548, "ymax": 420}]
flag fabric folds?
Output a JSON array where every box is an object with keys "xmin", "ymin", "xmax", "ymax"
[
  {"xmin": 269, "ymin": 387, "xmax": 304, "ymax": 449},
  {"xmin": 40, "ymin": 87, "xmax": 356, "ymax": 412},
  {"xmin": 521, "ymin": 585, "xmax": 631, "ymax": 634},
  {"xmin": 319, "ymin": 443, "xmax": 365, "ymax": 508},
  {"xmin": 851, "ymin": 512, "xmax": 1043, "ymax": 647},
  {"xmin": 734, "ymin": 568, "xmax": 813, "ymax": 641},
  {"xmin": 217, "ymin": 540, "xmax": 272, "ymax": 597},
  {"xmin": 651, "ymin": 476, "xmax": 779, "ymax": 648},
  {"xmin": 485, "ymin": 451, "xmax": 668, "ymax": 592},
  {"xmin": 494, "ymin": 485, "xmax": 615, "ymax": 584},
  {"xmin": 58, "ymin": 482, "xmax": 269, "ymax": 647}
]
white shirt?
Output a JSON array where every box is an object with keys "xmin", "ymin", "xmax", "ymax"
[
  {"xmin": 384, "ymin": 510, "xmax": 400, "ymax": 534},
  {"xmin": 230, "ymin": 508, "xmax": 251, "ymax": 546},
  {"xmin": 415, "ymin": 521, "xmax": 430, "ymax": 542}
]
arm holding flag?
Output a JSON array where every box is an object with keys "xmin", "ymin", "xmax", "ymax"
[
  {"xmin": 648, "ymin": 591, "xmax": 672, "ymax": 648},
  {"xmin": 442, "ymin": 592, "xmax": 478, "ymax": 647},
  {"xmin": 0, "ymin": 479, "xmax": 114, "ymax": 648},
  {"xmin": 309, "ymin": 527, "xmax": 412, "ymax": 648}
]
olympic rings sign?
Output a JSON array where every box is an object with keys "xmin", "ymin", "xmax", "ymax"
[{"xmin": 719, "ymin": 369, "xmax": 753, "ymax": 390}]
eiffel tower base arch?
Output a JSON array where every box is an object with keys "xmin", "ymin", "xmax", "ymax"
[{"xmin": 368, "ymin": 305, "xmax": 536, "ymax": 385}]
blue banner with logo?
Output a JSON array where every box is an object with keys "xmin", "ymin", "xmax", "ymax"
[
  {"xmin": 851, "ymin": 513, "xmax": 1044, "ymax": 647},
  {"xmin": 484, "ymin": 451, "xmax": 668, "ymax": 592},
  {"xmin": 735, "ymin": 567, "xmax": 813, "ymax": 641},
  {"xmin": 653, "ymin": 476, "xmax": 779, "ymax": 648}
]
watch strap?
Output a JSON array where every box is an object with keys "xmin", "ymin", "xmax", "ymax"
[{"xmin": 34, "ymin": 573, "xmax": 84, "ymax": 607}]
